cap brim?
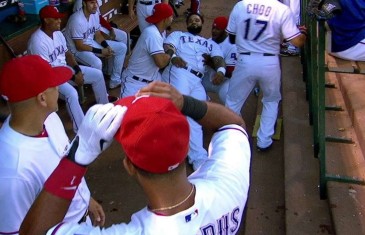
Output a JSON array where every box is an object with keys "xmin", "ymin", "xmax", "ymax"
[
  {"xmin": 51, "ymin": 66, "xmax": 73, "ymax": 87},
  {"xmin": 145, "ymin": 16, "xmax": 159, "ymax": 24}
]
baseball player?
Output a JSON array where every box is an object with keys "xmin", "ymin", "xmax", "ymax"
[
  {"xmin": 64, "ymin": 0, "xmax": 127, "ymax": 89},
  {"xmin": 120, "ymin": 3, "xmax": 174, "ymax": 98},
  {"xmin": 327, "ymin": 0, "xmax": 365, "ymax": 61},
  {"xmin": 202, "ymin": 16, "xmax": 237, "ymax": 103},
  {"xmin": 162, "ymin": 13, "xmax": 225, "ymax": 170},
  {"xmin": 225, "ymin": 0, "xmax": 307, "ymax": 151},
  {"xmin": 0, "ymin": 55, "xmax": 105, "ymax": 234},
  {"xmin": 72, "ymin": 0, "xmax": 128, "ymax": 46},
  {"xmin": 128, "ymin": 0, "xmax": 168, "ymax": 32},
  {"xmin": 28, "ymin": 6, "xmax": 112, "ymax": 132},
  {"xmin": 20, "ymin": 81, "xmax": 251, "ymax": 235}
]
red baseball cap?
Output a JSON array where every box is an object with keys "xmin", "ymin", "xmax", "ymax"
[
  {"xmin": 146, "ymin": 3, "xmax": 174, "ymax": 24},
  {"xmin": 0, "ymin": 55, "xmax": 72, "ymax": 102},
  {"xmin": 114, "ymin": 96, "xmax": 190, "ymax": 174},
  {"xmin": 213, "ymin": 16, "xmax": 228, "ymax": 30},
  {"xmin": 39, "ymin": 5, "xmax": 65, "ymax": 19}
]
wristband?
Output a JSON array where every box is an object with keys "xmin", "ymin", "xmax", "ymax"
[
  {"xmin": 217, "ymin": 67, "xmax": 226, "ymax": 75},
  {"xmin": 101, "ymin": 40, "xmax": 109, "ymax": 48},
  {"xmin": 92, "ymin": 47, "xmax": 103, "ymax": 54},
  {"xmin": 165, "ymin": 48, "xmax": 175, "ymax": 57},
  {"xmin": 44, "ymin": 158, "xmax": 87, "ymax": 200},
  {"xmin": 73, "ymin": 65, "xmax": 81, "ymax": 74},
  {"xmin": 181, "ymin": 95, "xmax": 208, "ymax": 121}
]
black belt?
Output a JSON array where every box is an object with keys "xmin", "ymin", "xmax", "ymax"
[
  {"xmin": 240, "ymin": 52, "xmax": 276, "ymax": 56},
  {"xmin": 139, "ymin": 0, "xmax": 159, "ymax": 5},
  {"xmin": 184, "ymin": 67, "xmax": 204, "ymax": 78},
  {"xmin": 132, "ymin": 75, "xmax": 152, "ymax": 83}
]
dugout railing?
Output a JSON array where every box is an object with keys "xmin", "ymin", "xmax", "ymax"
[{"xmin": 301, "ymin": 0, "xmax": 365, "ymax": 199}]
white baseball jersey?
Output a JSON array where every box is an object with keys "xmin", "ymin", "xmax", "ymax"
[
  {"xmin": 161, "ymin": 31, "xmax": 223, "ymax": 169},
  {"xmin": 28, "ymin": 28, "xmax": 108, "ymax": 105},
  {"xmin": 64, "ymin": 9, "xmax": 127, "ymax": 87},
  {"xmin": 0, "ymin": 113, "xmax": 91, "ymax": 234},
  {"xmin": 120, "ymin": 24, "xmax": 164, "ymax": 97},
  {"xmin": 27, "ymin": 29, "xmax": 85, "ymax": 132},
  {"xmin": 64, "ymin": 10, "xmax": 101, "ymax": 54},
  {"xmin": 42, "ymin": 125, "xmax": 251, "ymax": 235},
  {"xmin": 226, "ymin": 0, "xmax": 300, "ymax": 55},
  {"xmin": 202, "ymin": 37, "xmax": 237, "ymax": 103},
  {"xmin": 225, "ymin": 0, "xmax": 300, "ymax": 149}
]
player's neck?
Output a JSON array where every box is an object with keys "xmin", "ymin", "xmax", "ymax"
[
  {"xmin": 83, "ymin": 8, "xmax": 91, "ymax": 20},
  {"xmin": 214, "ymin": 34, "xmax": 227, "ymax": 44},
  {"xmin": 143, "ymin": 176, "xmax": 195, "ymax": 215},
  {"xmin": 41, "ymin": 27, "xmax": 54, "ymax": 39},
  {"xmin": 9, "ymin": 111, "xmax": 47, "ymax": 137}
]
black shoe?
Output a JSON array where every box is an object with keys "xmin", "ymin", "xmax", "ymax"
[{"xmin": 257, "ymin": 143, "xmax": 273, "ymax": 152}]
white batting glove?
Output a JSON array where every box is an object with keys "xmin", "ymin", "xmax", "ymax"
[{"xmin": 67, "ymin": 103, "xmax": 127, "ymax": 166}]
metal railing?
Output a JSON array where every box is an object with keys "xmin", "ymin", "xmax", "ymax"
[{"xmin": 301, "ymin": 0, "xmax": 365, "ymax": 199}]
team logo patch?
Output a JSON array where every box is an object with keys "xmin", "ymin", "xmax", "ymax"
[{"xmin": 185, "ymin": 209, "xmax": 198, "ymax": 222}]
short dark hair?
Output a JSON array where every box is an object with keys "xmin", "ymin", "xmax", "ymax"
[{"xmin": 186, "ymin": 13, "xmax": 204, "ymax": 25}]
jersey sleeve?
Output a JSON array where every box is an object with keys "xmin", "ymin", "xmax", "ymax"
[
  {"xmin": 189, "ymin": 124, "xmax": 251, "ymax": 195},
  {"xmin": 69, "ymin": 18, "xmax": 85, "ymax": 40},
  {"xmin": 281, "ymin": 7, "xmax": 301, "ymax": 41},
  {"xmin": 146, "ymin": 31, "xmax": 165, "ymax": 55},
  {"xmin": 226, "ymin": 2, "xmax": 240, "ymax": 35}
]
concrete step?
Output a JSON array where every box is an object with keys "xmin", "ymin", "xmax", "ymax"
[{"xmin": 325, "ymin": 72, "xmax": 365, "ymax": 234}]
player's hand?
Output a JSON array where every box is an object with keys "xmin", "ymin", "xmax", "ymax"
[
  {"xmin": 212, "ymin": 71, "xmax": 226, "ymax": 85},
  {"xmin": 109, "ymin": 28, "xmax": 116, "ymax": 41},
  {"xmin": 202, "ymin": 53, "xmax": 214, "ymax": 68},
  {"xmin": 67, "ymin": 103, "xmax": 127, "ymax": 166},
  {"xmin": 74, "ymin": 72, "xmax": 84, "ymax": 87},
  {"xmin": 171, "ymin": 56, "xmax": 187, "ymax": 68},
  {"xmin": 101, "ymin": 47, "xmax": 113, "ymax": 58},
  {"xmin": 136, "ymin": 81, "xmax": 184, "ymax": 110},
  {"xmin": 88, "ymin": 197, "xmax": 105, "ymax": 227}
]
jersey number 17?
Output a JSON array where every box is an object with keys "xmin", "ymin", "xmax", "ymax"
[{"xmin": 243, "ymin": 18, "xmax": 268, "ymax": 41}]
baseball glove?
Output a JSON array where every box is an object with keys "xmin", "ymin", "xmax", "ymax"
[{"xmin": 307, "ymin": 0, "xmax": 342, "ymax": 20}]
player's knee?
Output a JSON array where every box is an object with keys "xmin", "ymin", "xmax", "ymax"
[{"xmin": 113, "ymin": 43, "xmax": 127, "ymax": 54}]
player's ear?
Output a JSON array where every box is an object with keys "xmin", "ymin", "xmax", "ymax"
[
  {"xmin": 123, "ymin": 157, "xmax": 137, "ymax": 176},
  {"xmin": 36, "ymin": 92, "xmax": 47, "ymax": 107}
]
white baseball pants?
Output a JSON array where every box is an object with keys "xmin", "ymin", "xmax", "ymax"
[
  {"xmin": 58, "ymin": 82, "xmax": 84, "ymax": 133},
  {"xmin": 225, "ymin": 53, "xmax": 281, "ymax": 149},
  {"xmin": 162, "ymin": 66, "xmax": 208, "ymax": 170},
  {"xmin": 74, "ymin": 40, "xmax": 127, "ymax": 88}
]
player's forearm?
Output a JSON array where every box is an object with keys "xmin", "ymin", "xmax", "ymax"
[
  {"xmin": 65, "ymin": 51, "xmax": 79, "ymax": 67},
  {"xmin": 94, "ymin": 31, "xmax": 106, "ymax": 45},
  {"xmin": 182, "ymin": 96, "xmax": 245, "ymax": 132},
  {"xmin": 290, "ymin": 33, "xmax": 307, "ymax": 48},
  {"xmin": 153, "ymin": 53, "xmax": 172, "ymax": 69},
  {"xmin": 20, "ymin": 191, "xmax": 70, "ymax": 235},
  {"xmin": 212, "ymin": 56, "xmax": 226, "ymax": 70}
]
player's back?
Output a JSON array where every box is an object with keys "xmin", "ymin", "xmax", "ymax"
[{"xmin": 227, "ymin": 0, "xmax": 297, "ymax": 55}]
